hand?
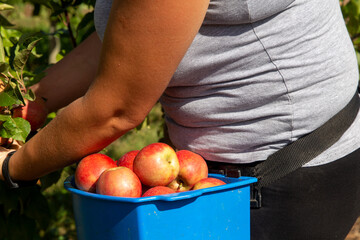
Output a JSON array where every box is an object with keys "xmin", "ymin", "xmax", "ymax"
[{"xmin": 0, "ymin": 140, "xmax": 22, "ymax": 181}]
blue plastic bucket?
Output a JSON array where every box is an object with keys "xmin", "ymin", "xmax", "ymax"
[{"xmin": 64, "ymin": 174, "xmax": 257, "ymax": 240}]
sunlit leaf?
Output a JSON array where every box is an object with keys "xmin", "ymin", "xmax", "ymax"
[
  {"xmin": 0, "ymin": 114, "xmax": 11, "ymax": 121},
  {"xmin": 0, "ymin": 91, "xmax": 20, "ymax": 106},
  {"xmin": 10, "ymin": 117, "xmax": 31, "ymax": 142},
  {"xmin": 0, "ymin": 4, "xmax": 14, "ymax": 11},
  {"xmin": 0, "ymin": 117, "xmax": 30, "ymax": 142}
]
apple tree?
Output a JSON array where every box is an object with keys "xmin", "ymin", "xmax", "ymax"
[{"xmin": 0, "ymin": 0, "xmax": 95, "ymax": 239}]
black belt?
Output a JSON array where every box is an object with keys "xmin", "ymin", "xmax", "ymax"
[{"xmin": 207, "ymin": 90, "xmax": 360, "ymax": 209}]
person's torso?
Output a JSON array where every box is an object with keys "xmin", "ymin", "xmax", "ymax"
[{"xmin": 94, "ymin": 0, "xmax": 360, "ymax": 166}]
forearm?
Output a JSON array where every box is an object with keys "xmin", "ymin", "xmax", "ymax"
[
  {"xmin": 32, "ymin": 32, "xmax": 102, "ymax": 113},
  {"xmin": 7, "ymin": 96, "xmax": 135, "ymax": 181}
]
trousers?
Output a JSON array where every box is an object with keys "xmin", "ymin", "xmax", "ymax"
[{"xmin": 250, "ymin": 148, "xmax": 360, "ymax": 240}]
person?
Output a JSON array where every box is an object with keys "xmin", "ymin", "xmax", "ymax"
[{"xmin": 1, "ymin": 0, "xmax": 359, "ymax": 239}]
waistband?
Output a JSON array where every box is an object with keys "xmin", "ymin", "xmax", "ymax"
[{"xmin": 206, "ymin": 160, "xmax": 264, "ymax": 178}]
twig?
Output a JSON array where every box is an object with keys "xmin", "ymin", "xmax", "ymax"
[
  {"xmin": 64, "ymin": 9, "xmax": 77, "ymax": 48},
  {"xmin": 60, "ymin": 0, "xmax": 77, "ymax": 49}
]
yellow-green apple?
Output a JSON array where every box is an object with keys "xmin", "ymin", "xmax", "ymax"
[
  {"xmin": 142, "ymin": 186, "xmax": 176, "ymax": 197},
  {"xmin": 13, "ymin": 98, "xmax": 48, "ymax": 131},
  {"xmin": 192, "ymin": 177, "xmax": 226, "ymax": 190},
  {"xmin": 75, "ymin": 153, "xmax": 117, "ymax": 193},
  {"xmin": 167, "ymin": 150, "xmax": 208, "ymax": 192},
  {"xmin": 133, "ymin": 142, "xmax": 179, "ymax": 186},
  {"xmin": 96, "ymin": 167, "xmax": 142, "ymax": 197},
  {"xmin": 117, "ymin": 150, "xmax": 140, "ymax": 170}
]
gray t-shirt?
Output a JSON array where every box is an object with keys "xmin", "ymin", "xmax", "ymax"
[{"xmin": 94, "ymin": 0, "xmax": 360, "ymax": 167}]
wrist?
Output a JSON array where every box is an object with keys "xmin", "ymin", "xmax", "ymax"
[{"xmin": 1, "ymin": 151, "xmax": 38, "ymax": 189}]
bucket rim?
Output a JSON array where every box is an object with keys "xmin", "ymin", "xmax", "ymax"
[{"xmin": 64, "ymin": 174, "xmax": 257, "ymax": 203}]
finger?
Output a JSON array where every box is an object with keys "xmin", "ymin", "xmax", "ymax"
[{"xmin": 10, "ymin": 140, "xmax": 23, "ymax": 149}]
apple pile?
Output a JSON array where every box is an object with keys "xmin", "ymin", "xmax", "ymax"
[{"xmin": 74, "ymin": 142, "xmax": 226, "ymax": 198}]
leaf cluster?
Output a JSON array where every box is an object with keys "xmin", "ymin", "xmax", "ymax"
[
  {"xmin": 0, "ymin": 4, "xmax": 43, "ymax": 142},
  {"xmin": 0, "ymin": 0, "xmax": 94, "ymax": 239}
]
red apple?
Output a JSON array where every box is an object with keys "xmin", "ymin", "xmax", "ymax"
[
  {"xmin": 142, "ymin": 186, "xmax": 176, "ymax": 197},
  {"xmin": 13, "ymin": 98, "xmax": 48, "ymax": 131},
  {"xmin": 0, "ymin": 137, "xmax": 11, "ymax": 147},
  {"xmin": 192, "ymin": 177, "xmax": 226, "ymax": 190},
  {"xmin": 133, "ymin": 142, "xmax": 179, "ymax": 187},
  {"xmin": 96, "ymin": 167, "xmax": 142, "ymax": 198},
  {"xmin": 117, "ymin": 150, "xmax": 140, "ymax": 170},
  {"xmin": 75, "ymin": 153, "xmax": 117, "ymax": 193},
  {"xmin": 167, "ymin": 150, "xmax": 208, "ymax": 192}
]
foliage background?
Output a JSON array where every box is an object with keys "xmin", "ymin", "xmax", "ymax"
[{"xmin": 0, "ymin": 0, "xmax": 359, "ymax": 239}]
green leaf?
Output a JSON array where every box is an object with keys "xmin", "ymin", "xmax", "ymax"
[
  {"xmin": 46, "ymin": 1, "xmax": 65, "ymax": 15},
  {"xmin": 7, "ymin": 78, "xmax": 16, "ymax": 89},
  {"xmin": 18, "ymin": 32, "xmax": 44, "ymax": 47},
  {"xmin": 0, "ymin": 91, "xmax": 20, "ymax": 107},
  {"xmin": 9, "ymin": 117, "xmax": 31, "ymax": 142},
  {"xmin": 0, "ymin": 4, "xmax": 14, "ymax": 11},
  {"xmin": 136, "ymin": 116, "xmax": 149, "ymax": 131},
  {"xmin": 13, "ymin": 39, "xmax": 41, "ymax": 72},
  {"xmin": 0, "ymin": 29, "xmax": 5, "ymax": 63},
  {"xmin": 0, "ymin": 117, "xmax": 30, "ymax": 142},
  {"xmin": 0, "ymin": 14, "xmax": 14, "ymax": 27},
  {"xmin": 40, "ymin": 170, "xmax": 62, "ymax": 191},
  {"xmin": 24, "ymin": 70, "xmax": 46, "ymax": 87},
  {"xmin": 0, "ymin": 114, "xmax": 11, "ymax": 121},
  {"xmin": 77, "ymin": 11, "xmax": 94, "ymax": 32},
  {"xmin": 12, "ymin": 79, "xmax": 25, "ymax": 105},
  {"xmin": 24, "ymin": 89, "xmax": 36, "ymax": 101},
  {"xmin": 77, "ymin": 11, "xmax": 95, "ymax": 43},
  {"xmin": 0, "ymin": 118, "xmax": 22, "ymax": 137},
  {"xmin": 0, "ymin": 62, "xmax": 9, "ymax": 72}
]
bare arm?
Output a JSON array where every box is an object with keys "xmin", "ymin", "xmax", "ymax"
[
  {"xmin": 1, "ymin": 0, "xmax": 210, "ymax": 181},
  {"xmin": 31, "ymin": 32, "xmax": 102, "ymax": 113}
]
